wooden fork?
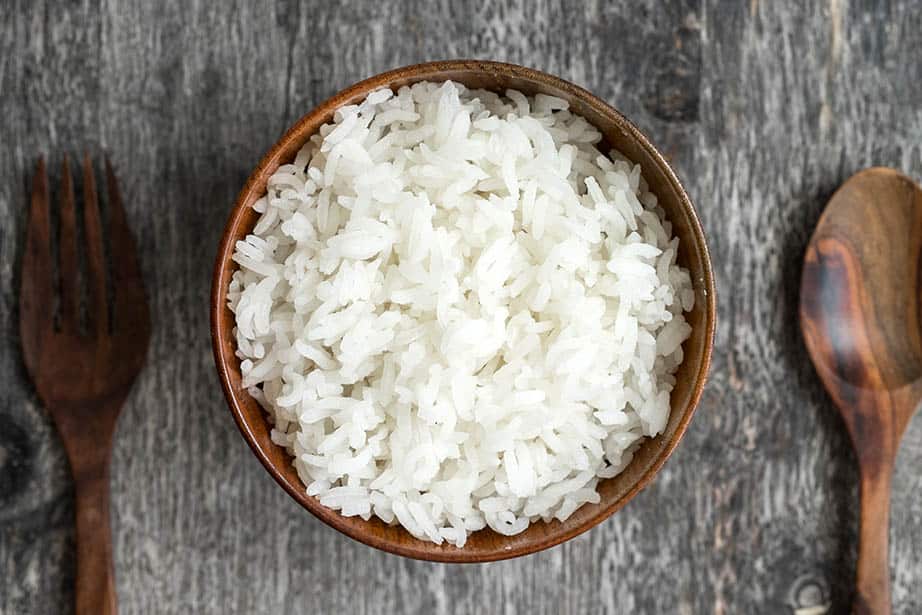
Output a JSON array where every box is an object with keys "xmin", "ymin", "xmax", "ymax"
[{"xmin": 20, "ymin": 155, "xmax": 150, "ymax": 615}]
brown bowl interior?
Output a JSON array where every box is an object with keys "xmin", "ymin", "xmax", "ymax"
[{"xmin": 212, "ymin": 60, "xmax": 716, "ymax": 562}]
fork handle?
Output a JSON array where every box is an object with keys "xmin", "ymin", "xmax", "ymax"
[{"xmin": 73, "ymin": 461, "xmax": 117, "ymax": 614}]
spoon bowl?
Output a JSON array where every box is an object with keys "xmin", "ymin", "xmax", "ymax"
[{"xmin": 800, "ymin": 167, "xmax": 922, "ymax": 614}]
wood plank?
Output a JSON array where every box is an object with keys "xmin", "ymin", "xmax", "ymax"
[{"xmin": 0, "ymin": 0, "xmax": 920, "ymax": 613}]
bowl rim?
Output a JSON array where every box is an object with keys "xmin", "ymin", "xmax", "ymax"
[{"xmin": 211, "ymin": 59, "xmax": 716, "ymax": 562}]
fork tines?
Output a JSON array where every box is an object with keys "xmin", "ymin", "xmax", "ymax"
[{"xmin": 20, "ymin": 154, "xmax": 149, "ymax": 346}]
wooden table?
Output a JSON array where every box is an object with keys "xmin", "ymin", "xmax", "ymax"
[{"xmin": 1, "ymin": 1, "xmax": 920, "ymax": 613}]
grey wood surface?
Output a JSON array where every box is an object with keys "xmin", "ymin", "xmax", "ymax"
[{"xmin": 1, "ymin": 0, "xmax": 921, "ymax": 613}]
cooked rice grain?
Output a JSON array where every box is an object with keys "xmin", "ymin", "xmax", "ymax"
[{"xmin": 229, "ymin": 81, "xmax": 694, "ymax": 547}]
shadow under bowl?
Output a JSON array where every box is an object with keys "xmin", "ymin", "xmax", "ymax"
[{"xmin": 211, "ymin": 60, "xmax": 716, "ymax": 562}]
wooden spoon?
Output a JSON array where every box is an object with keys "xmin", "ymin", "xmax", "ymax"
[{"xmin": 800, "ymin": 167, "xmax": 922, "ymax": 614}]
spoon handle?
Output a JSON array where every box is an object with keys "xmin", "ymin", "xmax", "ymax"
[{"xmin": 854, "ymin": 461, "xmax": 893, "ymax": 615}]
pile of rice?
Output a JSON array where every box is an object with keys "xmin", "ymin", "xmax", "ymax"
[{"xmin": 228, "ymin": 81, "xmax": 694, "ymax": 547}]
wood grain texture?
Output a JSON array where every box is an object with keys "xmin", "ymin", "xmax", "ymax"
[
  {"xmin": 1, "ymin": 0, "xmax": 921, "ymax": 613},
  {"xmin": 800, "ymin": 168, "xmax": 922, "ymax": 614}
]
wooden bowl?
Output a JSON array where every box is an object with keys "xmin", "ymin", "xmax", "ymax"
[{"xmin": 211, "ymin": 60, "xmax": 716, "ymax": 562}]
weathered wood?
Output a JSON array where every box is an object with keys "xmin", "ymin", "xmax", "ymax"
[{"xmin": 1, "ymin": 0, "xmax": 921, "ymax": 613}]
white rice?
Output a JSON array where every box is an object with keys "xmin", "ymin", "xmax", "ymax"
[{"xmin": 228, "ymin": 81, "xmax": 694, "ymax": 547}]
